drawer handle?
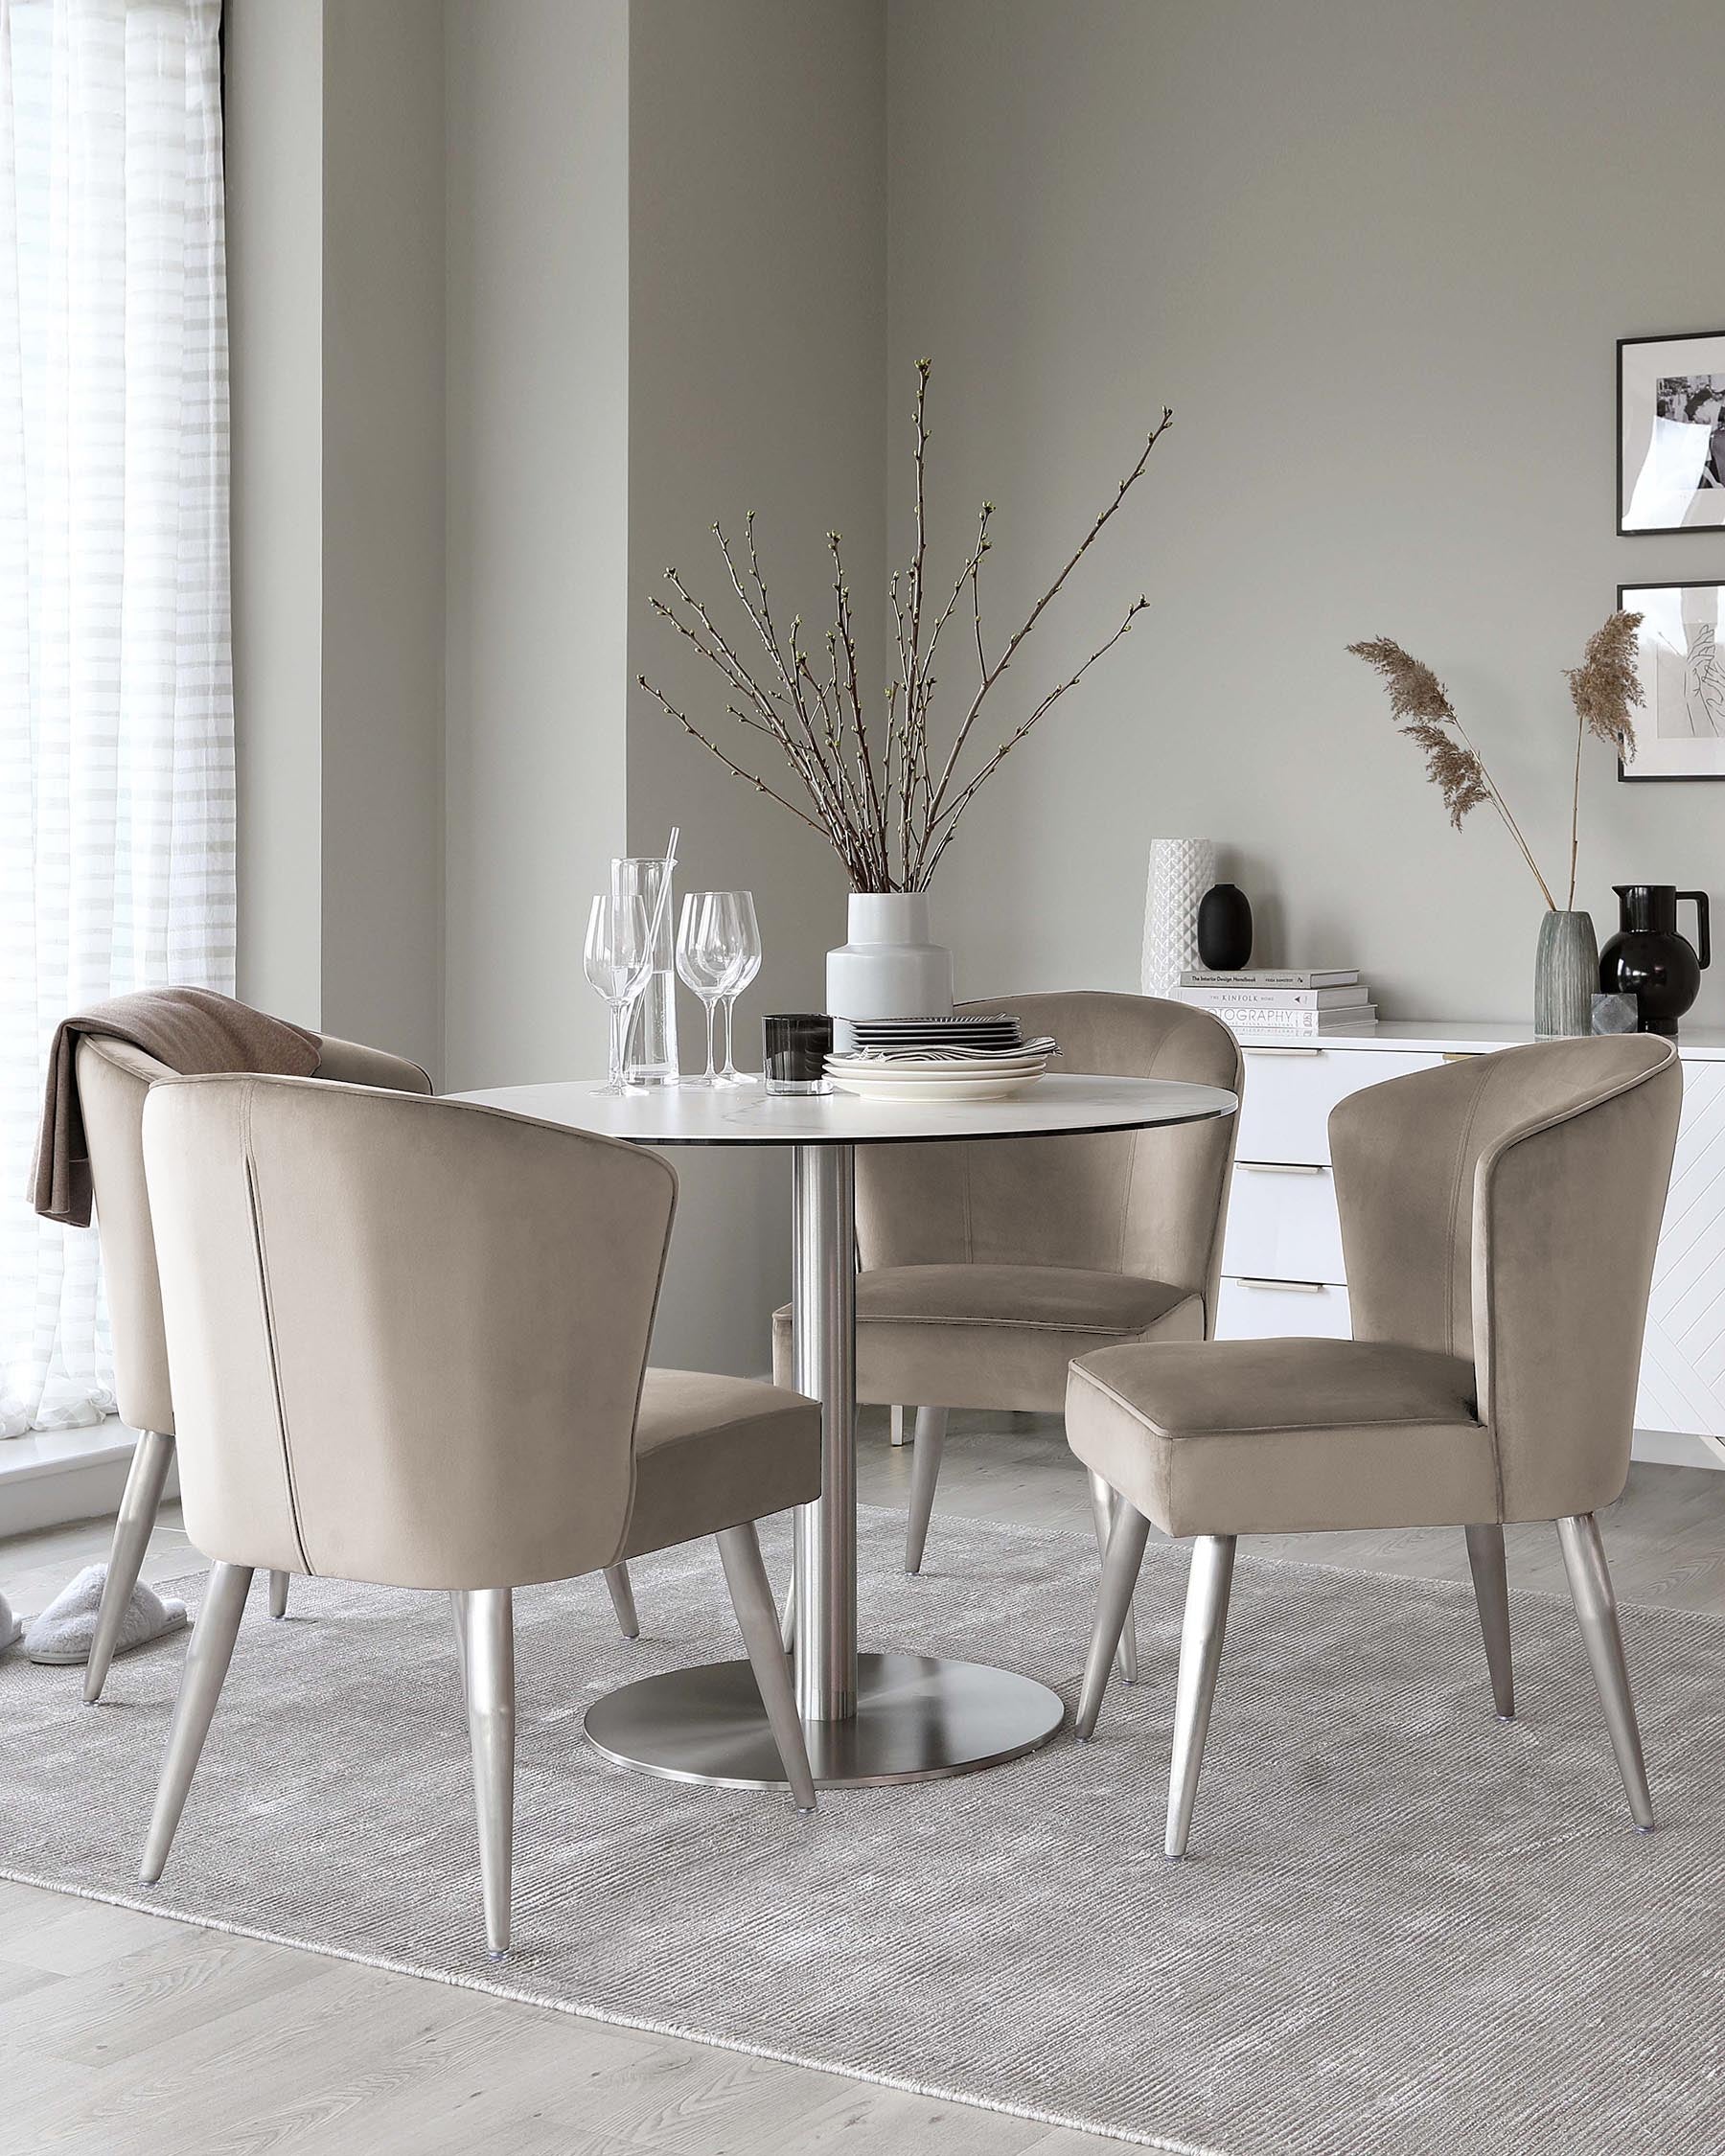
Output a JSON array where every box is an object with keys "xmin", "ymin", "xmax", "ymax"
[
  {"xmin": 1238, "ymin": 1160, "xmax": 1325, "ymax": 1175},
  {"xmin": 1244, "ymin": 1045, "xmax": 1324, "ymax": 1058},
  {"xmin": 1235, "ymin": 1276, "xmax": 1327, "ymax": 1293}
]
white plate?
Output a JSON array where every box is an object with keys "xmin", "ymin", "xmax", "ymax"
[
  {"xmin": 827, "ymin": 1054, "xmax": 1050, "ymax": 1077},
  {"xmin": 828, "ymin": 1069, "xmax": 1046, "ymax": 1102},
  {"xmin": 827, "ymin": 1050, "xmax": 1048, "ymax": 1072}
]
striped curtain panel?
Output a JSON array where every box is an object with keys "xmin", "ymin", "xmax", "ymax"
[{"xmin": 0, "ymin": 0, "xmax": 233, "ymax": 1434}]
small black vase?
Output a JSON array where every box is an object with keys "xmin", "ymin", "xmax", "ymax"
[{"xmin": 1196, "ymin": 883, "xmax": 1253, "ymax": 971}]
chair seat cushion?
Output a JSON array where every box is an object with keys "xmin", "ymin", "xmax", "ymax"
[
  {"xmin": 772, "ymin": 1265, "xmax": 1204, "ymax": 1414},
  {"xmin": 621, "ymin": 1369, "xmax": 820, "ymax": 1562},
  {"xmin": 1066, "ymin": 1338, "xmax": 1497, "ymax": 1538}
]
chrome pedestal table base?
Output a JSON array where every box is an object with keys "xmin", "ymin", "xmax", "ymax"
[
  {"xmin": 586, "ymin": 1650, "xmax": 1066, "ymax": 1790},
  {"xmin": 585, "ymin": 1136, "xmax": 1068, "ymax": 1788}
]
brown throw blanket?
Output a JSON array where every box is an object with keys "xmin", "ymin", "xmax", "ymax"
[{"xmin": 31, "ymin": 987, "xmax": 322, "ymax": 1228}]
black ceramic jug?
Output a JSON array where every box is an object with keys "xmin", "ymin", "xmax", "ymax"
[{"xmin": 1598, "ymin": 884, "xmax": 1711, "ymax": 1036}]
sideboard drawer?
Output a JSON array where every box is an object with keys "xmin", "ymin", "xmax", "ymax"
[
  {"xmin": 1236, "ymin": 1046, "xmax": 1444, "ymax": 1165},
  {"xmin": 1222, "ymin": 1160, "xmax": 1346, "ymax": 1283},
  {"xmin": 1217, "ymin": 1276, "xmax": 1352, "ymax": 1341}
]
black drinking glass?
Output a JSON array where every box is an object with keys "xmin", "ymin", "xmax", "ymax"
[{"xmin": 763, "ymin": 1013, "xmax": 833, "ymax": 1095}]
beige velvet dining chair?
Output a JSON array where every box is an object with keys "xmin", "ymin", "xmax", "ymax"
[
  {"xmin": 772, "ymin": 991, "xmax": 1240, "ymax": 1677},
  {"xmin": 76, "ymin": 1027, "xmax": 648, "ymax": 1702},
  {"xmin": 1066, "ymin": 1035, "xmax": 1682, "ymax": 1858},
  {"xmin": 135, "ymin": 1073, "xmax": 820, "ymax": 1959}
]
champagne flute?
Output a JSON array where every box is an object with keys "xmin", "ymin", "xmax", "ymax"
[
  {"xmin": 714, "ymin": 891, "xmax": 762, "ymax": 1086},
  {"xmin": 676, "ymin": 892, "xmax": 733, "ymax": 1088},
  {"xmin": 584, "ymin": 893, "xmax": 653, "ymax": 1095}
]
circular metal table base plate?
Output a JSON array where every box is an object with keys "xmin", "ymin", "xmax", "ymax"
[{"xmin": 585, "ymin": 1652, "xmax": 1068, "ymax": 1790}]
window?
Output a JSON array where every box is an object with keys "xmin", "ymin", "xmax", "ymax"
[{"xmin": 0, "ymin": 0, "xmax": 233, "ymax": 1433}]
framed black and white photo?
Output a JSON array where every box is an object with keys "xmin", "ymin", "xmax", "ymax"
[
  {"xmin": 1620, "ymin": 332, "xmax": 1725, "ymax": 533},
  {"xmin": 1618, "ymin": 582, "xmax": 1725, "ymax": 781}
]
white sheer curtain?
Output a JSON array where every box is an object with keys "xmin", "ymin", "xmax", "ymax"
[{"xmin": 0, "ymin": 0, "xmax": 233, "ymax": 1434}]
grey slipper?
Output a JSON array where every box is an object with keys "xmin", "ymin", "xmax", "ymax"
[
  {"xmin": 0, "ymin": 1590, "xmax": 20, "ymax": 1654},
  {"xmin": 23, "ymin": 1563, "xmax": 188, "ymax": 1666}
]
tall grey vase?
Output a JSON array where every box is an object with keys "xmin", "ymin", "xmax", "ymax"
[{"xmin": 1534, "ymin": 908, "xmax": 1598, "ymax": 1038}]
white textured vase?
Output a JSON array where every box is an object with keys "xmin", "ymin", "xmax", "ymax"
[
  {"xmin": 825, "ymin": 893, "xmax": 955, "ymax": 1021},
  {"xmin": 1141, "ymin": 837, "xmax": 1216, "ymax": 996}
]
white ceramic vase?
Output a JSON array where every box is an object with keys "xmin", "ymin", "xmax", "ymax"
[
  {"xmin": 1141, "ymin": 837, "xmax": 1216, "ymax": 996},
  {"xmin": 825, "ymin": 892, "xmax": 955, "ymax": 1021}
]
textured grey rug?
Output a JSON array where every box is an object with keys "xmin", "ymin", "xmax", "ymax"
[{"xmin": 3, "ymin": 1506, "xmax": 1723, "ymax": 2156}]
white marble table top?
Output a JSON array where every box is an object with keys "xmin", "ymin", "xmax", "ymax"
[{"xmin": 451, "ymin": 1072, "xmax": 1239, "ymax": 1148}]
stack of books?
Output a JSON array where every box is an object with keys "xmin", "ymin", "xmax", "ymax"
[{"xmin": 1173, "ymin": 968, "xmax": 1377, "ymax": 1036}]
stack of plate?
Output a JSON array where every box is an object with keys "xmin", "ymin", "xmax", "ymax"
[
  {"xmin": 834, "ymin": 1013, "xmax": 1023, "ymax": 1055},
  {"xmin": 826, "ymin": 1015, "xmax": 1055, "ymax": 1102}
]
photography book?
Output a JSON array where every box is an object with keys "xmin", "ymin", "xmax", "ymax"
[
  {"xmin": 1199, "ymin": 1004, "xmax": 1379, "ymax": 1036},
  {"xmin": 1180, "ymin": 968, "xmax": 1359, "ymax": 990}
]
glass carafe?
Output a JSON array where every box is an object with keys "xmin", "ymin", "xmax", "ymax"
[{"xmin": 611, "ymin": 856, "xmax": 679, "ymax": 1084}]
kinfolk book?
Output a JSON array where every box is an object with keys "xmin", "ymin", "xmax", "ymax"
[{"xmin": 1177, "ymin": 983, "xmax": 1370, "ymax": 1011}]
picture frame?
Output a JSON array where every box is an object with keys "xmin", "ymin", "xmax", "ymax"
[
  {"xmin": 1617, "ymin": 581, "xmax": 1725, "ymax": 782},
  {"xmin": 1619, "ymin": 331, "xmax": 1725, "ymax": 534}
]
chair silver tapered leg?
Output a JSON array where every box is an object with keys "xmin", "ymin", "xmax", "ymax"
[
  {"xmin": 779, "ymin": 1571, "xmax": 795, "ymax": 1655},
  {"xmin": 603, "ymin": 1564, "xmax": 639, "ymax": 1640},
  {"xmin": 449, "ymin": 1590, "xmax": 470, "ymax": 1702},
  {"xmin": 1075, "ymin": 1503, "xmax": 1151, "ymax": 1741},
  {"xmin": 1556, "ymin": 1513, "xmax": 1654, "ymax": 1832},
  {"xmin": 1463, "ymin": 1523, "xmax": 1514, "ymax": 1719},
  {"xmin": 1087, "ymin": 1470, "xmax": 1140, "ymax": 1685},
  {"xmin": 1165, "ymin": 1534, "xmax": 1236, "ymax": 1861},
  {"xmin": 717, "ymin": 1522, "xmax": 818, "ymax": 1813},
  {"xmin": 267, "ymin": 1571, "xmax": 290, "ymax": 1621},
  {"xmin": 85, "ymin": 1428, "xmax": 176, "ymax": 1705},
  {"xmin": 139, "ymin": 1562, "xmax": 253, "ymax": 1884},
  {"xmin": 462, "ymin": 1587, "xmax": 516, "ymax": 1958},
  {"xmin": 904, "ymin": 1406, "xmax": 948, "ymax": 1574}
]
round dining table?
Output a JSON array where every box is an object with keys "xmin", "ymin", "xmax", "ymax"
[{"xmin": 452, "ymin": 1070, "xmax": 1238, "ymax": 1790}]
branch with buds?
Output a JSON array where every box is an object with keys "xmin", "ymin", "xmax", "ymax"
[{"xmin": 635, "ymin": 360, "xmax": 1171, "ymax": 891}]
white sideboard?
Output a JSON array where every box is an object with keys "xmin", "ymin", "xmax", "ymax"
[{"xmin": 1216, "ymin": 1020, "xmax": 1725, "ymax": 1468}]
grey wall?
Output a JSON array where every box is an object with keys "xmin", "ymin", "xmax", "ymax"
[
  {"xmin": 320, "ymin": 2, "xmax": 446, "ymax": 1075},
  {"xmin": 443, "ymin": 0, "xmax": 631, "ymax": 1093},
  {"xmin": 227, "ymin": 0, "xmax": 324, "ymax": 1030},
  {"xmin": 626, "ymin": 0, "xmax": 886, "ymax": 1370},
  {"xmin": 886, "ymin": 0, "xmax": 1725, "ymax": 1025},
  {"xmin": 227, "ymin": 0, "xmax": 446, "ymax": 1077}
]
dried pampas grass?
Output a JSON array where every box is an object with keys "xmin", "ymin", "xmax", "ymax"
[
  {"xmin": 1566, "ymin": 610, "xmax": 1643, "ymax": 757},
  {"xmin": 1346, "ymin": 639, "xmax": 1491, "ymax": 831},
  {"xmin": 1348, "ymin": 610, "xmax": 1644, "ymax": 913}
]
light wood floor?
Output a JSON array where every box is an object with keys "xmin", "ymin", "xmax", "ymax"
[{"xmin": 4, "ymin": 1412, "xmax": 1723, "ymax": 2155}]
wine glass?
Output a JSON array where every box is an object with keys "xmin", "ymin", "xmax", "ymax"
[
  {"xmin": 584, "ymin": 893, "xmax": 653, "ymax": 1095},
  {"xmin": 713, "ymin": 891, "xmax": 762, "ymax": 1086},
  {"xmin": 676, "ymin": 892, "xmax": 735, "ymax": 1087}
]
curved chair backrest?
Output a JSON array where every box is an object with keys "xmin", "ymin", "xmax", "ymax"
[
  {"xmin": 141, "ymin": 1075, "xmax": 677, "ymax": 1592},
  {"xmin": 1330, "ymin": 1035, "xmax": 1681, "ymax": 1522},
  {"xmin": 856, "ymin": 992, "xmax": 1243, "ymax": 1323},
  {"xmin": 77, "ymin": 1029, "xmax": 432, "ymax": 1439}
]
